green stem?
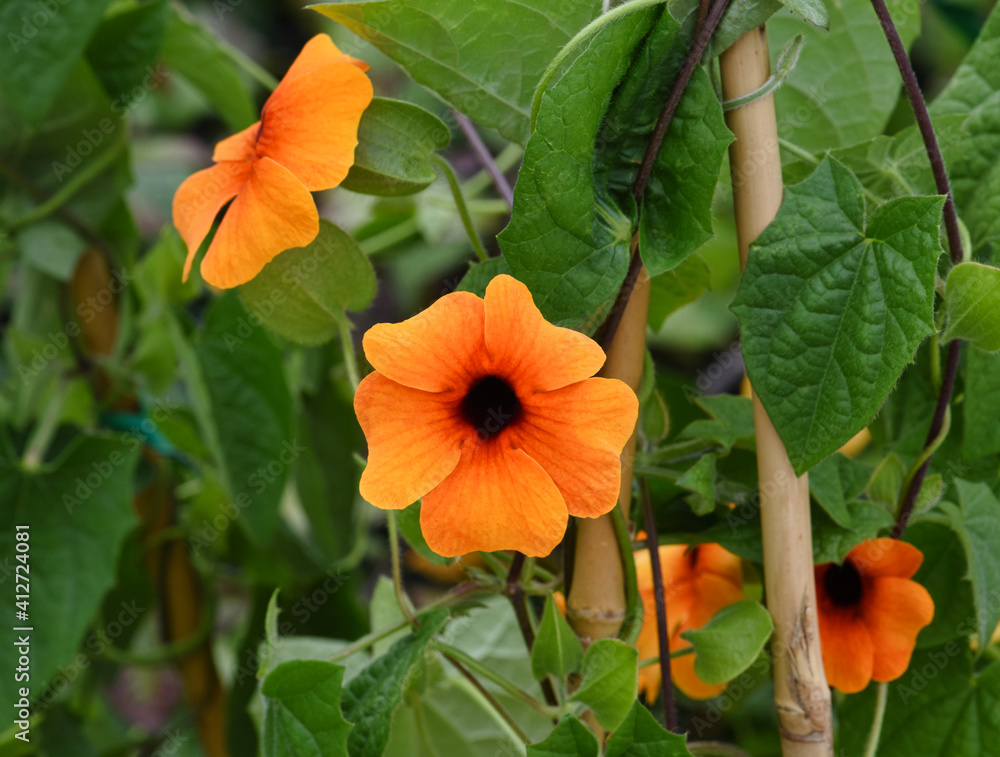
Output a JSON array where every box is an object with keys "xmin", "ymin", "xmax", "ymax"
[
  {"xmin": 387, "ymin": 511, "xmax": 419, "ymax": 628},
  {"xmin": 530, "ymin": 0, "xmax": 669, "ymax": 131},
  {"xmin": 6, "ymin": 139, "xmax": 127, "ymax": 232},
  {"xmin": 358, "ymin": 217, "xmax": 420, "ymax": 256},
  {"xmin": 93, "ymin": 594, "xmax": 215, "ymax": 667},
  {"xmin": 22, "ymin": 379, "xmax": 69, "ymax": 470},
  {"xmin": 442, "ymin": 654, "xmax": 531, "ymax": 744},
  {"xmin": 863, "ymin": 682, "xmax": 889, "ymax": 757},
  {"xmin": 722, "ymin": 35, "xmax": 804, "ymax": 111},
  {"xmin": 431, "ymin": 642, "xmax": 556, "ymax": 716},
  {"xmin": 894, "ymin": 406, "xmax": 951, "ymax": 523},
  {"xmin": 777, "ymin": 137, "xmax": 819, "ymax": 165},
  {"xmin": 174, "ymin": 4, "xmax": 278, "ymax": 91},
  {"xmin": 462, "ymin": 143, "xmax": 523, "ymax": 197},
  {"xmin": 432, "ymin": 154, "xmax": 489, "ymax": 262},
  {"xmin": 637, "ymin": 646, "xmax": 695, "ymax": 668},
  {"xmin": 328, "ymin": 584, "xmax": 486, "ymax": 662},
  {"xmin": 338, "ymin": 321, "xmax": 361, "ymax": 391},
  {"xmin": 612, "ymin": 504, "xmax": 643, "ymax": 645}
]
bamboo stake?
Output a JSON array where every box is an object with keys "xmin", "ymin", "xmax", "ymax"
[
  {"xmin": 69, "ymin": 250, "xmax": 230, "ymax": 757},
  {"xmin": 566, "ymin": 259, "xmax": 650, "ymax": 642},
  {"xmin": 719, "ymin": 29, "xmax": 832, "ymax": 755}
]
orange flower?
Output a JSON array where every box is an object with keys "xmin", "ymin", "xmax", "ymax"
[
  {"xmin": 354, "ymin": 275, "xmax": 638, "ymax": 558},
  {"xmin": 635, "ymin": 543, "xmax": 744, "ymax": 700},
  {"xmin": 815, "ymin": 537, "xmax": 934, "ymax": 694},
  {"xmin": 172, "ymin": 34, "xmax": 373, "ymax": 289}
]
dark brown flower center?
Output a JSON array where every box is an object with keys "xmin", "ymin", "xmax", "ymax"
[
  {"xmin": 824, "ymin": 560, "xmax": 863, "ymax": 607},
  {"xmin": 462, "ymin": 376, "xmax": 520, "ymax": 440}
]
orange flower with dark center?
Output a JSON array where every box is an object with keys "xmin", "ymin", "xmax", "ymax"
[
  {"xmin": 635, "ymin": 543, "xmax": 744, "ymax": 700},
  {"xmin": 354, "ymin": 275, "xmax": 638, "ymax": 558},
  {"xmin": 172, "ymin": 34, "xmax": 373, "ymax": 289},
  {"xmin": 815, "ymin": 537, "xmax": 934, "ymax": 694}
]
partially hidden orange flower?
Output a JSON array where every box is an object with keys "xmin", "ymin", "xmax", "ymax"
[
  {"xmin": 815, "ymin": 537, "xmax": 934, "ymax": 694},
  {"xmin": 635, "ymin": 543, "xmax": 745, "ymax": 700},
  {"xmin": 172, "ymin": 34, "xmax": 373, "ymax": 289},
  {"xmin": 354, "ymin": 275, "xmax": 638, "ymax": 558}
]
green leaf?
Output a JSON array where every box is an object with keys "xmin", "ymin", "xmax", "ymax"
[
  {"xmin": 681, "ymin": 601, "xmax": 773, "ymax": 685},
  {"xmin": 387, "ymin": 670, "xmax": 544, "ymax": 756},
  {"xmin": 962, "ymin": 347, "xmax": 1000, "ymax": 460},
  {"xmin": 261, "ymin": 661, "xmax": 352, "ymax": 757},
  {"xmin": 809, "ymin": 453, "xmax": 872, "ymax": 528},
  {"xmin": 159, "ymin": 7, "xmax": 256, "ymax": 130},
  {"xmin": 531, "ymin": 594, "xmax": 584, "ymax": 681},
  {"xmin": 568, "ymin": 638, "xmax": 637, "ymax": 731},
  {"xmin": 943, "ymin": 262, "xmax": 1000, "ymax": 350},
  {"xmin": 17, "ymin": 220, "xmax": 88, "ymax": 281},
  {"xmin": 732, "ymin": 157, "xmax": 944, "ymax": 474},
  {"xmin": 767, "ymin": 0, "xmax": 922, "ymax": 151},
  {"xmin": 679, "ymin": 394, "xmax": 756, "ymax": 452},
  {"xmin": 527, "ymin": 716, "xmax": 599, "ymax": 757},
  {"xmin": 497, "ymin": 7, "xmax": 658, "ymax": 330},
  {"xmin": 592, "ymin": 9, "xmax": 730, "ymax": 278},
  {"xmin": 866, "ymin": 453, "xmax": 906, "ymax": 509},
  {"xmin": 811, "ymin": 500, "xmax": 893, "ymax": 564},
  {"xmin": 779, "ymin": 0, "xmax": 828, "ymax": 27},
  {"xmin": 195, "ymin": 293, "xmax": 294, "ymax": 545},
  {"xmin": 677, "ymin": 454, "xmax": 717, "ymax": 516},
  {"xmin": 931, "ymin": 1, "xmax": 1000, "ymax": 117},
  {"xmin": 0, "ymin": 0, "xmax": 114, "ymax": 121},
  {"xmin": 0, "ymin": 434, "xmax": 139, "ymax": 713},
  {"xmin": 239, "ymin": 221, "xmax": 376, "ymax": 345},
  {"xmin": 312, "ymin": 0, "xmax": 601, "ymax": 145},
  {"xmin": 648, "ymin": 256, "xmax": 711, "ymax": 331},
  {"xmin": 396, "ymin": 502, "xmax": 448, "ymax": 566},
  {"xmin": 669, "ymin": 0, "xmax": 784, "ymax": 58},
  {"xmin": 342, "ymin": 98, "xmax": 450, "ymax": 196},
  {"xmin": 942, "ymin": 480, "xmax": 1000, "ymax": 649},
  {"xmin": 342, "ymin": 608, "xmax": 449, "ymax": 757},
  {"xmin": 456, "ymin": 256, "xmax": 513, "ymax": 297},
  {"xmin": 637, "ymin": 68, "xmax": 733, "ymax": 277},
  {"xmin": 838, "ymin": 647, "xmax": 1000, "ymax": 757},
  {"xmin": 605, "ymin": 700, "xmax": 694, "ymax": 756},
  {"xmin": 905, "ymin": 521, "xmax": 975, "ymax": 648},
  {"xmin": 85, "ymin": 0, "xmax": 170, "ymax": 99}
]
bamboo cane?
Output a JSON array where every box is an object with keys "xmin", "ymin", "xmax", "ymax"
[
  {"xmin": 719, "ymin": 28, "xmax": 832, "ymax": 755},
  {"xmin": 70, "ymin": 250, "xmax": 230, "ymax": 757},
  {"xmin": 566, "ymin": 260, "xmax": 650, "ymax": 642}
]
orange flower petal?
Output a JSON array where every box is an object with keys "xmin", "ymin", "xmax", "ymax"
[
  {"xmin": 254, "ymin": 61, "xmax": 372, "ymax": 191},
  {"xmin": 863, "ymin": 576, "xmax": 935, "ymax": 683},
  {"xmin": 171, "ymin": 161, "xmax": 251, "ymax": 281},
  {"xmin": 686, "ymin": 571, "xmax": 746, "ymax": 629},
  {"xmin": 817, "ymin": 605, "xmax": 874, "ymax": 694},
  {"xmin": 484, "ymin": 275, "xmax": 607, "ymax": 392},
  {"xmin": 355, "ymin": 372, "xmax": 466, "ymax": 509},
  {"xmin": 670, "ymin": 633, "xmax": 728, "ymax": 700},
  {"xmin": 362, "ymin": 292, "xmax": 488, "ymax": 393},
  {"xmin": 848, "ymin": 537, "xmax": 924, "ymax": 579},
  {"xmin": 283, "ymin": 34, "xmax": 370, "ymax": 79},
  {"xmin": 692, "ymin": 544, "xmax": 744, "ymax": 590},
  {"xmin": 514, "ymin": 378, "xmax": 637, "ymax": 517},
  {"xmin": 200, "ymin": 156, "xmax": 318, "ymax": 288},
  {"xmin": 212, "ymin": 122, "xmax": 258, "ymax": 163},
  {"xmin": 420, "ymin": 440, "xmax": 567, "ymax": 557}
]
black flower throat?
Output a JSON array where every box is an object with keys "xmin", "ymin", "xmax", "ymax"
[
  {"xmin": 824, "ymin": 559, "xmax": 864, "ymax": 607},
  {"xmin": 462, "ymin": 376, "xmax": 521, "ymax": 439}
]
